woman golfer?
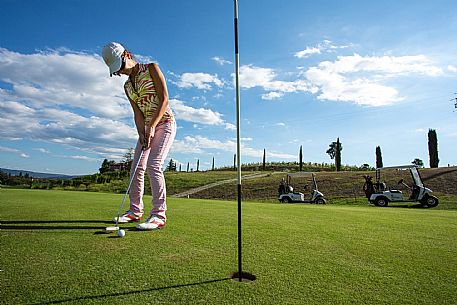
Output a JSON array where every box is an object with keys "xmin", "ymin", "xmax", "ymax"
[{"xmin": 102, "ymin": 42, "xmax": 176, "ymax": 230}]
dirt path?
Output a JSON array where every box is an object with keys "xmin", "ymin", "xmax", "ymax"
[{"xmin": 172, "ymin": 173, "xmax": 271, "ymax": 198}]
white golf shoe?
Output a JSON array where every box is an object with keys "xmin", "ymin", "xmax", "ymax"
[
  {"xmin": 136, "ymin": 215, "xmax": 166, "ymax": 230},
  {"xmin": 112, "ymin": 210, "xmax": 142, "ymax": 223}
]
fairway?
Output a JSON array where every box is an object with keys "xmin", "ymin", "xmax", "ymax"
[{"xmin": 1, "ymin": 189, "xmax": 456, "ymax": 305}]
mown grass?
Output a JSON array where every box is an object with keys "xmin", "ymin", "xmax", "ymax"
[{"xmin": 1, "ymin": 189, "xmax": 456, "ymax": 304}]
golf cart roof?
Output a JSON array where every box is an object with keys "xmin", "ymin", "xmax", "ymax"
[{"xmin": 376, "ymin": 165, "xmax": 419, "ymax": 170}]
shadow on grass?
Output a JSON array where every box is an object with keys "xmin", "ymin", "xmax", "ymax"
[
  {"xmin": 0, "ymin": 220, "xmax": 113, "ymax": 231},
  {"xmin": 382, "ymin": 204, "xmax": 428, "ymax": 209},
  {"xmin": 32, "ymin": 277, "xmax": 231, "ymax": 305},
  {"xmin": 1, "ymin": 220, "xmax": 112, "ymax": 224}
]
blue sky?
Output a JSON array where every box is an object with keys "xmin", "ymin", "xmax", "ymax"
[{"xmin": 1, "ymin": 0, "xmax": 456, "ymax": 175}]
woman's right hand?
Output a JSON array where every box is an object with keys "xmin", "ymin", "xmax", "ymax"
[{"xmin": 139, "ymin": 132, "xmax": 146, "ymax": 149}]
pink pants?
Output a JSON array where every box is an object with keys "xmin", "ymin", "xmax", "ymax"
[{"xmin": 129, "ymin": 120, "xmax": 176, "ymax": 220}]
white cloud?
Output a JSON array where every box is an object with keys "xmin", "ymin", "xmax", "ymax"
[
  {"xmin": 168, "ymin": 99, "xmax": 234, "ymax": 131},
  {"xmin": 0, "ymin": 48, "xmax": 131, "ymax": 118},
  {"xmin": 324, "ymin": 40, "xmax": 352, "ymax": 50},
  {"xmin": 243, "ymin": 147, "xmax": 296, "ymax": 159},
  {"xmin": 57, "ymin": 155, "xmax": 100, "ymax": 162},
  {"xmin": 0, "ymin": 100, "xmax": 137, "ymax": 159},
  {"xmin": 0, "ymin": 48, "xmax": 144, "ymax": 162},
  {"xmin": 448, "ymin": 65, "xmax": 457, "ymax": 72},
  {"xmin": 34, "ymin": 148, "xmax": 51, "ymax": 154},
  {"xmin": 317, "ymin": 54, "xmax": 442, "ymax": 76},
  {"xmin": 213, "ymin": 92, "xmax": 224, "ymax": 99},
  {"xmin": 212, "ymin": 56, "xmax": 232, "ymax": 66},
  {"xmin": 172, "ymin": 135, "xmax": 296, "ymax": 160},
  {"xmin": 0, "ymin": 48, "xmax": 238, "ymax": 163},
  {"xmin": 262, "ymin": 92, "xmax": 284, "ymax": 100},
  {"xmin": 134, "ymin": 54, "xmax": 155, "ymax": 64},
  {"xmin": 176, "ymin": 72, "xmax": 224, "ymax": 90},
  {"xmin": 96, "ymin": 147, "xmax": 131, "ymax": 154},
  {"xmin": 304, "ymin": 53, "xmax": 443, "ymax": 106},
  {"xmin": 0, "ymin": 146, "xmax": 21, "ymax": 153},
  {"xmin": 269, "ymin": 151, "xmax": 296, "ymax": 159},
  {"xmin": 237, "ymin": 65, "xmax": 315, "ymax": 100},
  {"xmin": 295, "ymin": 47, "xmax": 321, "ymax": 59},
  {"xmin": 295, "ymin": 40, "xmax": 352, "ymax": 58},
  {"xmin": 225, "ymin": 123, "xmax": 236, "ymax": 130},
  {"xmin": 238, "ymin": 65, "xmax": 276, "ymax": 88},
  {"xmin": 172, "ymin": 136, "xmax": 238, "ymax": 156},
  {"xmin": 169, "ymin": 99, "xmax": 225, "ymax": 125},
  {"xmin": 237, "ymin": 53, "xmax": 443, "ymax": 106},
  {"xmin": 172, "ymin": 136, "xmax": 205, "ymax": 154},
  {"xmin": 0, "ymin": 145, "xmax": 29, "ymax": 158}
]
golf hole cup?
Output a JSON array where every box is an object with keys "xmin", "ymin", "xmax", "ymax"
[{"xmin": 118, "ymin": 229, "xmax": 126, "ymax": 237}]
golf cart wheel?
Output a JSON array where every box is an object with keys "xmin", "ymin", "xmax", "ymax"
[
  {"xmin": 423, "ymin": 195, "xmax": 439, "ymax": 208},
  {"xmin": 315, "ymin": 198, "xmax": 326, "ymax": 205},
  {"xmin": 283, "ymin": 197, "xmax": 292, "ymax": 203},
  {"xmin": 374, "ymin": 197, "xmax": 389, "ymax": 207}
]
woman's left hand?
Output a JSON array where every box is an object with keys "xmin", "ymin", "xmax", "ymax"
[{"xmin": 144, "ymin": 125, "xmax": 155, "ymax": 148}]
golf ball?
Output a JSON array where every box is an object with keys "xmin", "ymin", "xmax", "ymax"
[{"xmin": 118, "ymin": 229, "xmax": 125, "ymax": 237}]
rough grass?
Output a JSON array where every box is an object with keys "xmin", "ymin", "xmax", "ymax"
[
  {"xmin": 191, "ymin": 167, "xmax": 457, "ymax": 207},
  {"xmin": 1, "ymin": 189, "xmax": 456, "ymax": 304},
  {"xmin": 165, "ymin": 171, "xmax": 237, "ymax": 195}
]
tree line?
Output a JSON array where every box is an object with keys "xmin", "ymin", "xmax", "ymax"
[
  {"xmin": 1, "ymin": 129, "xmax": 440, "ymax": 189},
  {"xmin": 164, "ymin": 128, "xmax": 441, "ymax": 173}
]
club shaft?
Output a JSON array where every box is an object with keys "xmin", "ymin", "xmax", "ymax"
[{"xmin": 115, "ymin": 149, "xmax": 144, "ymax": 227}]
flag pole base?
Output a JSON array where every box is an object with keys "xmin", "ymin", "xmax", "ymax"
[{"xmin": 230, "ymin": 271, "xmax": 256, "ymax": 282}]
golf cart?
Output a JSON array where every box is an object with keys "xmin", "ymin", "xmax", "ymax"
[
  {"xmin": 363, "ymin": 165, "xmax": 438, "ymax": 208},
  {"xmin": 278, "ymin": 172, "xmax": 326, "ymax": 204}
]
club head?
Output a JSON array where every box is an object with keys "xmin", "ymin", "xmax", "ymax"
[{"xmin": 105, "ymin": 226, "xmax": 120, "ymax": 232}]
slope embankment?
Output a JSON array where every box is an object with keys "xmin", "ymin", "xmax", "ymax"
[{"xmin": 177, "ymin": 167, "xmax": 457, "ymax": 202}]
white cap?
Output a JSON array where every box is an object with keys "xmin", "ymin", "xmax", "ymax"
[{"xmin": 101, "ymin": 42, "xmax": 125, "ymax": 75}]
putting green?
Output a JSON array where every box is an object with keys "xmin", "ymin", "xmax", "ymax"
[{"xmin": 1, "ymin": 189, "xmax": 456, "ymax": 304}]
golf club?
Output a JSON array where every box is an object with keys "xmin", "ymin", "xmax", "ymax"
[{"xmin": 105, "ymin": 147, "xmax": 145, "ymax": 233}]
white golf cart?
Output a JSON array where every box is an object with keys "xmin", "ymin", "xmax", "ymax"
[
  {"xmin": 363, "ymin": 165, "xmax": 438, "ymax": 208},
  {"xmin": 278, "ymin": 172, "xmax": 326, "ymax": 204}
]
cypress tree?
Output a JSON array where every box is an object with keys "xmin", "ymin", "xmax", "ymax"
[
  {"xmin": 335, "ymin": 138, "xmax": 342, "ymax": 172},
  {"xmin": 99, "ymin": 159, "xmax": 110, "ymax": 174},
  {"xmin": 299, "ymin": 145, "xmax": 303, "ymax": 171},
  {"xmin": 428, "ymin": 129, "xmax": 439, "ymax": 168},
  {"xmin": 166, "ymin": 159, "xmax": 175, "ymax": 171},
  {"xmin": 212, "ymin": 157, "xmax": 215, "ymax": 170},
  {"xmin": 263, "ymin": 149, "xmax": 266, "ymax": 170},
  {"xmin": 376, "ymin": 146, "xmax": 383, "ymax": 168},
  {"xmin": 196, "ymin": 159, "xmax": 200, "ymax": 172}
]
